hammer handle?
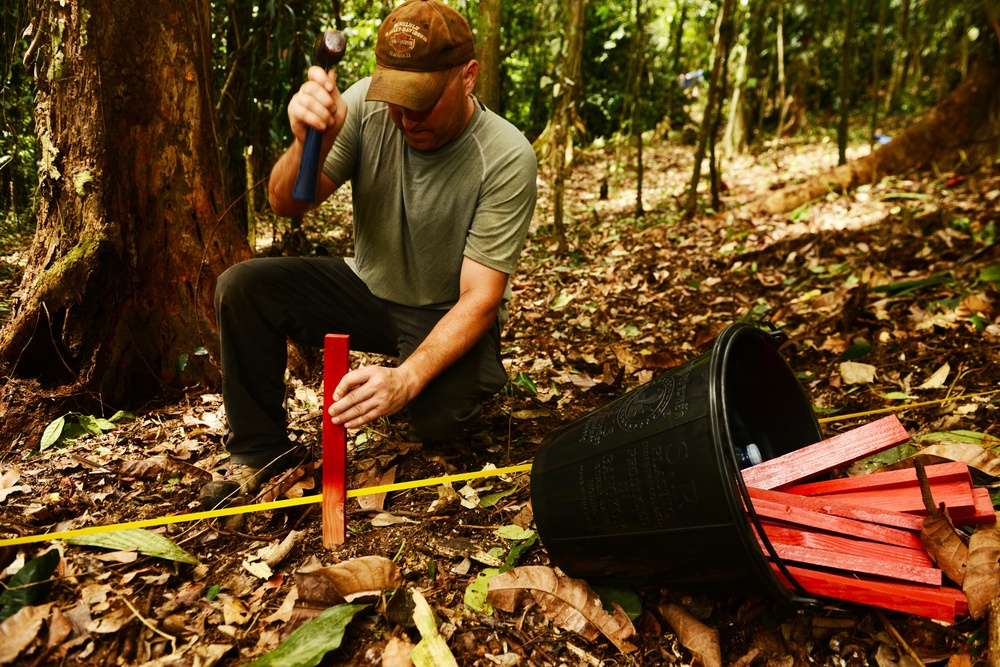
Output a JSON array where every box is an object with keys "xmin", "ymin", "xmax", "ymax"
[{"xmin": 291, "ymin": 127, "xmax": 323, "ymax": 203}]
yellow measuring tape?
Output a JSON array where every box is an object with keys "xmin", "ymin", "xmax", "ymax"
[
  {"xmin": 2, "ymin": 389, "xmax": 996, "ymax": 550},
  {"xmin": 0, "ymin": 463, "xmax": 532, "ymax": 549}
]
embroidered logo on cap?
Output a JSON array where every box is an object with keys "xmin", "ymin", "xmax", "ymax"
[{"xmin": 387, "ymin": 20, "xmax": 429, "ymax": 58}]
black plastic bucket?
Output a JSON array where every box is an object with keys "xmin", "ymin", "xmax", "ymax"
[{"xmin": 530, "ymin": 323, "xmax": 822, "ymax": 604}]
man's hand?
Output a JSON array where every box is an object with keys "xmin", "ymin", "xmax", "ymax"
[
  {"xmin": 288, "ymin": 66, "xmax": 348, "ymax": 146},
  {"xmin": 329, "ymin": 365, "xmax": 417, "ymax": 430},
  {"xmin": 269, "ymin": 66, "xmax": 345, "ymax": 217}
]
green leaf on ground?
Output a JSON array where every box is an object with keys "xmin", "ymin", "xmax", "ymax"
[
  {"xmin": 494, "ymin": 525, "xmax": 536, "ymax": 541},
  {"xmin": 245, "ymin": 603, "xmax": 367, "ymax": 667},
  {"xmin": 64, "ymin": 528, "xmax": 200, "ymax": 565},
  {"xmin": 591, "ymin": 584, "xmax": 644, "ymax": 621},
  {"xmin": 464, "ymin": 568, "xmax": 500, "ymax": 613},
  {"xmin": 40, "ymin": 415, "xmax": 66, "ymax": 450},
  {"xmin": 0, "ymin": 549, "xmax": 60, "ymax": 622},
  {"xmin": 479, "ymin": 486, "xmax": 518, "ymax": 508}
]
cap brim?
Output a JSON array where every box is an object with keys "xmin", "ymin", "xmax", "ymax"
[{"xmin": 366, "ymin": 66, "xmax": 451, "ymax": 112}]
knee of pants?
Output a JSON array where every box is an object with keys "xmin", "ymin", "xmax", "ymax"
[
  {"xmin": 215, "ymin": 262, "xmax": 255, "ymax": 310},
  {"xmin": 406, "ymin": 395, "xmax": 482, "ymax": 441}
]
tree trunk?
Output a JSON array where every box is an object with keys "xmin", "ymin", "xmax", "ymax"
[
  {"xmin": 754, "ymin": 58, "xmax": 1000, "ymax": 216},
  {"xmin": 885, "ymin": 0, "xmax": 911, "ymax": 112},
  {"xmin": 538, "ymin": 0, "xmax": 584, "ymax": 253},
  {"xmin": 685, "ymin": 0, "xmax": 733, "ymax": 217},
  {"xmin": 0, "ymin": 0, "xmax": 249, "ymax": 415},
  {"xmin": 775, "ymin": 0, "xmax": 787, "ymax": 141},
  {"xmin": 632, "ymin": 0, "xmax": 647, "ymax": 216},
  {"xmin": 870, "ymin": 0, "xmax": 887, "ymax": 148},
  {"xmin": 837, "ymin": 0, "xmax": 856, "ymax": 166},
  {"xmin": 475, "ymin": 0, "xmax": 503, "ymax": 112}
]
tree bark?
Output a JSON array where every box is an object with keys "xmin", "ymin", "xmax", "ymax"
[
  {"xmin": 775, "ymin": 0, "xmax": 787, "ymax": 141},
  {"xmin": 0, "ymin": 0, "xmax": 249, "ymax": 412},
  {"xmin": 536, "ymin": 0, "xmax": 584, "ymax": 252},
  {"xmin": 685, "ymin": 0, "xmax": 733, "ymax": 217},
  {"xmin": 837, "ymin": 0, "xmax": 855, "ymax": 166},
  {"xmin": 754, "ymin": 58, "xmax": 1000, "ymax": 216},
  {"xmin": 475, "ymin": 0, "xmax": 503, "ymax": 112}
]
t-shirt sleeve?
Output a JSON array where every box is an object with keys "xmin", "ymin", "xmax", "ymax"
[
  {"xmin": 463, "ymin": 126, "xmax": 537, "ymax": 275},
  {"xmin": 321, "ymin": 78, "xmax": 369, "ymax": 188}
]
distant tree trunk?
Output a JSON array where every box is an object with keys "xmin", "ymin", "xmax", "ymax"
[
  {"xmin": 685, "ymin": 0, "xmax": 733, "ymax": 217},
  {"xmin": 632, "ymin": 0, "xmax": 647, "ymax": 216},
  {"xmin": 885, "ymin": 0, "xmax": 911, "ymax": 112},
  {"xmin": 870, "ymin": 0, "xmax": 887, "ymax": 149},
  {"xmin": 755, "ymin": 58, "xmax": 1000, "ymax": 216},
  {"xmin": 837, "ymin": 0, "xmax": 855, "ymax": 165},
  {"xmin": 536, "ymin": 0, "xmax": 584, "ymax": 253},
  {"xmin": 475, "ymin": 0, "xmax": 502, "ymax": 111},
  {"xmin": 722, "ymin": 17, "xmax": 749, "ymax": 157},
  {"xmin": 0, "ymin": 0, "xmax": 249, "ymax": 425},
  {"xmin": 775, "ymin": 0, "xmax": 787, "ymax": 141},
  {"xmin": 665, "ymin": 4, "xmax": 687, "ymax": 130}
]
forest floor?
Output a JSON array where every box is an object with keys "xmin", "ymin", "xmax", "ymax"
[{"xmin": 1, "ymin": 132, "xmax": 1000, "ymax": 667}]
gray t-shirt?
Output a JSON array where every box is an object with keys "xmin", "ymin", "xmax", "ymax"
[{"xmin": 323, "ymin": 77, "xmax": 537, "ymax": 316}]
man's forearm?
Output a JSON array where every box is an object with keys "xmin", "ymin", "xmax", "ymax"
[
  {"xmin": 268, "ymin": 141, "xmax": 315, "ymax": 218},
  {"xmin": 397, "ymin": 295, "xmax": 497, "ymax": 398}
]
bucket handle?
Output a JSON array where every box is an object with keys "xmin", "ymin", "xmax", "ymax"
[
  {"xmin": 733, "ymin": 470, "xmax": 816, "ymax": 604},
  {"xmin": 763, "ymin": 320, "xmax": 788, "ymax": 349}
]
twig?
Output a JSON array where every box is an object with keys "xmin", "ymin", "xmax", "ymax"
[
  {"xmin": 117, "ymin": 592, "xmax": 177, "ymax": 652},
  {"xmin": 875, "ymin": 609, "xmax": 927, "ymax": 667},
  {"xmin": 914, "ymin": 459, "xmax": 939, "ymax": 518}
]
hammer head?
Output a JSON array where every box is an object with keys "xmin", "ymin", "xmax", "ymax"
[{"xmin": 314, "ymin": 30, "xmax": 347, "ymax": 69}]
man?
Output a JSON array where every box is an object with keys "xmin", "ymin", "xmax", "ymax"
[{"xmin": 201, "ymin": 0, "xmax": 537, "ymax": 509}]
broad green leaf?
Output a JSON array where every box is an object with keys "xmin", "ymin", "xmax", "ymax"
[
  {"xmin": 494, "ymin": 525, "xmax": 536, "ymax": 541},
  {"xmin": 978, "ymin": 265, "xmax": 1000, "ymax": 287},
  {"xmin": 882, "ymin": 392, "xmax": 915, "ymax": 400},
  {"xmin": 591, "ymin": 584, "xmax": 644, "ymax": 621},
  {"xmin": 77, "ymin": 414, "xmax": 104, "ymax": 436},
  {"xmin": 0, "ymin": 549, "xmax": 60, "ymax": 622},
  {"xmin": 550, "ymin": 292, "xmax": 575, "ymax": 310},
  {"xmin": 412, "ymin": 590, "xmax": 460, "ymax": 666},
  {"xmin": 109, "ymin": 410, "xmax": 136, "ymax": 423},
  {"xmin": 621, "ymin": 325, "xmax": 641, "ymax": 338},
  {"xmin": 502, "ymin": 535, "xmax": 538, "ymax": 571},
  {"xmin": 840, "ymin": 339, "xmax": 871, "ymax": 360},
  {"xmin": 513, "ymin": 372, "xmax": 537, "ymax": 395},
  {"xmin": 464, "ymin": 568, "xmax": 499, "ymax": 613},
  {"xmin": 245, "ymin": 603, "xmax": 367, "ymax": 667},
  {"xmin": 64, "ymin": 528, "xmax": 200, "ymax": 565},
  {"xmin": 869, "ymin": 272, "xmax": 953, "ymax": 297},
  {"xmin": 40, "ymin": 415, "xmax": 67, "ymax": 450},
  {"xmin": 479, "ymin": 486, "xmax": 517, "ymax": 508},
  {"xmin": 93, "ymin": 417, "xmax": 116, "ymax": 431}
]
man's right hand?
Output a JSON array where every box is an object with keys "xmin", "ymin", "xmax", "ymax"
[
  {"xmin": 288, "ymin": 66, "xmax": 348, "ymax": 149},
  {"xmin": 269, "ymin": 66, "xmax": 345, "ymax": 217}
]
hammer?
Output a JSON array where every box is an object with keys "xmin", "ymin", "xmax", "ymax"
[{"xmin": 292, "ymin": 29, "xmax": 347, "ymax": 203}]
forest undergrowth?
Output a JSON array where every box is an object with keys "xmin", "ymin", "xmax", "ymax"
[{"xmin": 1, "ymin": 135, "xmax": 1000, "ymax": 666}]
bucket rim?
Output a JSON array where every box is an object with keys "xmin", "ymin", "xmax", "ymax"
[{"xmin": 708, "ymin": 322, "xmax": 821, "ymax": 607}]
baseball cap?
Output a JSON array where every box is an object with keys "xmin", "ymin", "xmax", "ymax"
[{"xmin": 365, "ymin": 0, "xmax": 476, "ymax": 112}]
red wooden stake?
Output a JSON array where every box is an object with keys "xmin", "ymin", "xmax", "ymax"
[
  {"xmin": 323, "ymin": 334, "xmax": 350, "ymax": 548},
  {"xmin": 740, "ymin": 415, "xmax": 911, "ymax": 490}
]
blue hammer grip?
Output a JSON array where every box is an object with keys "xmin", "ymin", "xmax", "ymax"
[{"xmin": 291, "ymin": 127, "xmax": 323, "ymax": 202}]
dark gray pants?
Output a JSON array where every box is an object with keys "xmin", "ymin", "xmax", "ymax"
[{"xmin": 215, "ymin": 256, "xmax": 508, "ymax": 468}]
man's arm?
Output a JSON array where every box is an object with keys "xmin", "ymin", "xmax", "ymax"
[
  {"xmin": 269, "ymin": 66, "xmax": 347, "ymax": 218},
  {"xmin": 329, "ymin": 256, "xmax": 508, "ymax": 429}
]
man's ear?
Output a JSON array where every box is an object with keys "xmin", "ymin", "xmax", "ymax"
[{"xmin": 463, "ymin": 60, "xmax": 479, "ymax": 96}]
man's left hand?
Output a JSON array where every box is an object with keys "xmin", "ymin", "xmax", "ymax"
[{"xmin": 329, "ymin": 366, "xmax": 416, "ymax": 429}]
